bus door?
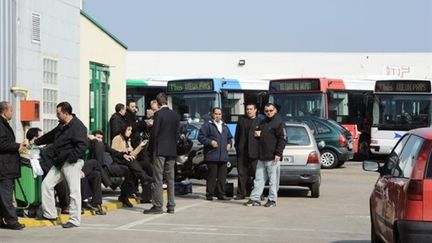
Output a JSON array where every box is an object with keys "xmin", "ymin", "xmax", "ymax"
[
  {"xmin": 328, "ymin": 90, "xmax": 373, "ymax": 154},
  {"xmin": 89, "ymin": 63, "xmax": 110, "ymax": 142}
]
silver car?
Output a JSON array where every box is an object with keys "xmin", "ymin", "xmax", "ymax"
[{"xmin": 280, "ymin": 122, "xmax": 322, "ymax": 198}]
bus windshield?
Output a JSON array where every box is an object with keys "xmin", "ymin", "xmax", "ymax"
[
  {"xmin": 270, "ymin": 93, "xmax": 325, "ymax": 119},
  {"xmin": 171, "ymin": 93, "xmax": 218, "ymax": 122},
  {"xmin": 373, "ymin": 94, "xmax": 432, "ymax": 131}
]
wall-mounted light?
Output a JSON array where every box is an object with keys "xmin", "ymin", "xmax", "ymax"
[{"xmin": 238, "ymin": 59, "xmax": 246, "ymax": 66}]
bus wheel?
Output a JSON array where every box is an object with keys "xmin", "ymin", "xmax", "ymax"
[{"xmin": 320, "ymin": 149, "xmax": 339, "ymax": 169}]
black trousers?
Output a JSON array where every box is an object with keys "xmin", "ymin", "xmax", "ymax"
[
  {"xmin": 236, "ymin": 155, "xmax": 257, "ymax": 197},
  {"xmin": 138, "ymin": 160, "xmax": 154, "ymax": 201},
  {"xmin": 106, "ymin": 163, "xmax": 132, "ymax": 198},
  {"xmin": 0, "ymin": 179, "xmax": 18, "ymax": 225},
  {"xmin": 206, "ymin": 162, "xmax": 227, "ymax": 197},
  {"xmin": 80, "ymin": 159, "xmax": 103, "ymax": 205},
  {"xmin": 81, "ymin": 171, "xmax": 102, "ymax": 205}
]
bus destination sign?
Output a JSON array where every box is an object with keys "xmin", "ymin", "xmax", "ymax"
[
  {"xmin": 375, "ymin": 80, "xmax": 431, "ymax": 93},
  {"xmin": 270, "ymin": 79, "xmax": 320, "ymax": 92},
  {"xmin": 167, "ymin": 79, "xmax": 214, "ymax": 93}
]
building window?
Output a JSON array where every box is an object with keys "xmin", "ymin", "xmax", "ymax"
[
  {"xmin": 31, "ymin": 12, "xmax": 41, "ymax": 43},
  {"xmin": 43, "ymin": 58, "xmax": 58, "ymax": 85},
  {"xmin": 43, "ymin": 58, "xmax": 58, "ymax": 131}
]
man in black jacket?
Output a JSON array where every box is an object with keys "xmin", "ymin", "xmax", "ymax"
[
  {"xmin": 244, "ymin": 103, "xmax": 286, "ymax": 208},
  {"xmin": 234, "ymin": 103, "xmax": 260, "ymax": 200},
  {"xmin": 144, "ymin": 93, "xmax": 179, "ymax": 214},
  {"xmin": 0, "ymin": 101, "xmax": 27, "ymax": 230},
  {"xmin": 109, "ymin": 103, "xmax": 127, "ymax": 142},
  {"xmin": 34, "ymin": 102, "xmax": 88, "ymax": 228},
  {"xmin": 124, "ymin": 99, "xmax": 148, "ymax": 148}
]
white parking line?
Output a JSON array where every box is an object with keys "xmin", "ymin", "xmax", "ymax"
[{"xmin": 114, "ymin": 201, "xmax": 208, "ymax": 230}]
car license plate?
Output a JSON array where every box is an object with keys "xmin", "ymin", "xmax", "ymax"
[{"xmin": 282, "ymin": 156, "xmax": 294, "ymax": 164}]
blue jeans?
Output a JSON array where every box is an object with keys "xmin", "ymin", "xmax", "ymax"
[{"xmin": 250, "ymin": 160, "xmax": 280, "ymax": 202}]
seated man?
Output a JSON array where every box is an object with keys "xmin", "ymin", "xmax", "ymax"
[
  {"xmin": 27, "ymin": 127, "xmax": 70, "ymax": 215},
  {"xmin": 88, "ymin": 130, "xmax": 135, "ymax": 207},
  {"xmin": 80, "ymin": 158, "xmax": 106, "ymax": 215}
]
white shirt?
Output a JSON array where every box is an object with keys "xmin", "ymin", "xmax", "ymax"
[{"xmin": 213, "ymin": 120, "xmax": 223, "ymax": 133}]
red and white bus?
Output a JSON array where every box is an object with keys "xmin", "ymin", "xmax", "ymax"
[{"xmin": 268, "ymin": 77, "xmax": 376, "ymax": 158}]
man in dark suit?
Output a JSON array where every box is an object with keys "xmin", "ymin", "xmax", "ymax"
[
  {"xmin": 234, "ymin": 103, "xmax": 260, "ymax": 200},
  {"xmin": 144, "ymin": 93, "xmax": 179, "ymax": 214},
  {"xmin": 0, "ymin": 101, "xmax": 27, "ymax": 230}
]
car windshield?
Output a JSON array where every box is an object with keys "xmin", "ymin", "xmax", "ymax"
[
  {"xmin": 270, "ymin": 93, "xmax": 325, "ymax": 119},
  {"xmin": 171, "ymin": 93, "xmax": 218, "ymax": 122},
  {"xmin": 180, "ymin": 123, "xmax": 201, "ymax": 140},
  {"xmin": 286, "ymin": 126, "xmax": 311, "ymax": 145},
  {"xmin": 373, "ymin": 94, "xmax": 432, "ymax": 131}
]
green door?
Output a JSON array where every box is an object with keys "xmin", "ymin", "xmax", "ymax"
[{"xmin": 89, "ymin": 63, "xmax": 110, "ymax": 142}]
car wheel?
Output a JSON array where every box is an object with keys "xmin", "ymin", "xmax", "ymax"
[
  {"xmin": 320, "ymin": 149, "xmax": 339, "ymax": 169},
  {"xmin": 310, "ymin": 181, "xmax": 320, "ymax": 198}
]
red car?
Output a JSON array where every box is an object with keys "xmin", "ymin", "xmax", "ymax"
[{"xmin": 363, "ymin": 127, "xmax": 432, "ymax": 243}]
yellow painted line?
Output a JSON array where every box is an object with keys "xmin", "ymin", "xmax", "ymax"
[{"xmin": 19, "ymin": 190, "xmax": 168, "ymax": 228}]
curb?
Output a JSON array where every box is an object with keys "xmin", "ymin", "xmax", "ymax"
[{"xmin": 18, "ymin": 198, "xmax": 140, "ymax": 228}]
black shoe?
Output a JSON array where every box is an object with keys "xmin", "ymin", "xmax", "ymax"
[
  {"xmin": 82, "ymin": 201, "xmax": 98, "ymax": 211},
  {"xmin": 61, "ymin": 207, "xmax": 70, "ymax": 215},
  {"xmin": 0, "ymin": 222, "xmax": 25, "ymax": 230},
  {"xmin": 264, "ymin": 200, "xmax": 276, "ymax": 208},
  {"xmin": 62, "ymin": 222, "xmax": 78, "ymax": 228},
  {"xmin": 118, "ymin": 196, "xmax": 133, "ymax": 208},
  {"xmin": 234, "ymin": 195, "xmax": 246, "ymax": 200},
  {"xmin": 217, "ymin": 196, "xmax": 232, "ymax": 201},
  {"xmin": 143, "ymin": 206, "xmax": 163, "ymax": 214},
  {"xmin": 140, "ymin": 199, "xmax": 152, "ymax": 204},
  {"xmin": 206, "ymin": 195, "xmax": 214, "ymax": 201},
  {"xmin": 94, "ymin": 205, "xmax": 107, "ymax": 215},
  {"xmin": 167, "ymin": 208, "xmax": 175, "ymax": 214},
  {"xmin": 244, "ymin": 199, "xmax": 261, "ymax": 207}
]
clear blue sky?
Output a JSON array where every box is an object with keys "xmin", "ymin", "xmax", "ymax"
[{"xmin": 83, "ymin": 0, "xmax": 432, "ymax": 52}]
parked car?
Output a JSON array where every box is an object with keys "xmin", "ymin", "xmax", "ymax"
[
  {"xmin": 284, "ymin": 116, "xmax": 354, "ymax": 169},
  {"xmin": 175, "ymin": 122, "xmax": 236, "ymax": 182},
  {"xmin": 280, "ymin": 122, "xmax": 321, "ymax": 197},
  {"xmin": 363, "ymin": 127, "xmax": 432, "ymax": 243}
]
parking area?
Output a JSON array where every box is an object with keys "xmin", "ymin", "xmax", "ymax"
[{"xmin": 2, "ymin": 162, "xmax": 378, "ymax": 243}]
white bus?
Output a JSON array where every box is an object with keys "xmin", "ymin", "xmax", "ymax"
[{"xmin": 370, "ymin": 79, "xmax": 432, "ymax": 155}]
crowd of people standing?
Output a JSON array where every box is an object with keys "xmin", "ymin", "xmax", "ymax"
[{"xmin": 0, "ymin": 94, "xmax": 287, "ymax": 230}]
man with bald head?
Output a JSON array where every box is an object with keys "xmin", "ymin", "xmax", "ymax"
[{"xmin": 0, "ymin": 101, "xmax": 27, "ymax": 230}]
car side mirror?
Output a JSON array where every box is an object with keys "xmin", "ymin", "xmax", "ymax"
[
  {"xmin": 317, "ymin": 141, "xmax": 325, "ymax": 149},
  {"xmin": 363, "ymin": 160, "xmax": 380, "ymax": 172}
]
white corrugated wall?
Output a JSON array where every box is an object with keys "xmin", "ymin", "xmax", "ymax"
[{"xmin": 0, "ymin": 0, "xmax": 16, "ymax": 102}]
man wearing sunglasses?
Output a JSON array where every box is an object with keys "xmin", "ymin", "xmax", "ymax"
[{"xmin": 244, "ymin": 103, "xmax": 286, "ymax": 208}]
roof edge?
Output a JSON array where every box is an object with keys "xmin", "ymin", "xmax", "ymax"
[{"xmin": 80, "ymin": 10, "xmax": 128, "ymax": 50}]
